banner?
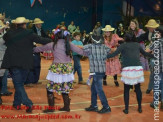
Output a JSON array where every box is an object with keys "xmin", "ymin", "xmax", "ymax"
[{"xmin": 30, "ymin": 0, "xmax": 42, "ymax": 7}]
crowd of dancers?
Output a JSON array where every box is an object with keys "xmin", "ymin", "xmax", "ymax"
[{"xmin": 0, "ymin": 13, "xmax": 163, "ymax": 114}]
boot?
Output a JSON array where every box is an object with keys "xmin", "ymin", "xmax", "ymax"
[
  {"xmin": 43, "ymin": 91, "xmax": 54, "ymax": 113},
  {"xmin": 59, "ymin": 93, "xmax": 70, "ymax": 112}
]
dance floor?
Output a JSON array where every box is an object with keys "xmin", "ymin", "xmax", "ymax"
[{"xmin": 0, "ymin": 58, "xmax": 163, "ymax": 122}]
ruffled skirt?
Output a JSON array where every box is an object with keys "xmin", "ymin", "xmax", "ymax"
[
  {"xmin": 121, "ymin": 66, "xmax": 144, "ymax": 85},
  {"xmin": 46, "ymin": 63, "xmax": 74, "ymax": 94}
]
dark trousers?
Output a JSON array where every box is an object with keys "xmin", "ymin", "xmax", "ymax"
[
  {"xmin": 124, "ymin": 83, "xmax": 142, "ymax": 110},
  {"xmin": 25, "ymin": 53, "xmax": 41, "ymax": 84},
  {"xmin": 10, "ymin": 68, "xmax": 33, "ymax": 107}
]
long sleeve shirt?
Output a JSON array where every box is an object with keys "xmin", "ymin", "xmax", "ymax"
[
  {"xmin": 107, "ymin": 42, "xmax": 153, "ymax": 68},
  {"xmin": 34, "ymin": 39, "xmax": 85, "ymax": 64}
]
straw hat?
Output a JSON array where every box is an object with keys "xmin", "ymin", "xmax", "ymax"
[
  {"xmin": 102, "ymin": 25, "xmax": 115, "ymax": 31},
  {"xmin": 0, "ymin": 13, "xmax": 5, "ymax": 20},
  {"xmin": 145, "ymin": 19, "xmax": 159, "ymax": 28},
  {"xmin": 33, "ymin": 18, "xmax": 44, "ymax": 24},
  {"xmin": 12, "ymin": 17, "xmax": 29, "ymax": 24},
  {"xmin": 0, "ymin": 20, "xmax": 6, "ymax": 29}
]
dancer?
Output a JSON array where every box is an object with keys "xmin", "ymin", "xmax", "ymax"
[
  {"xmin": 34, "ymin": 29, "xmax": 85, "ymax": 113},
  {"xmin": 1, "ymin": 17, "xmax": 52, "ymax": 113},
  {"xmin": 84, "ymin": 35, "xmax": 111, "ymax": 114},
  {"xmin": 102, "ymin": 25, "xmax": 123, "ymax": 86},
  {"xmin": 107, "ymin": 32, "xmax": 153, "ymax": 114}
]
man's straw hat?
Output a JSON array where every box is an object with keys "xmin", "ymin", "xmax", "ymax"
[
  {"xmin": 33, "ymin": 18, "xmax": 44, "ymax": 24},
  {"xmin": 11, "ymin": 17, "xmax": 29, "ymax": 24}
]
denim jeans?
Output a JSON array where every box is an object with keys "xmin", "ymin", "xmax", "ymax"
[
  {"xmin": 73, "ymin": 55, "xmax": 83, "ymax": 82},
  {"xmin": 10, "ymin": 68, "xmax": 33, "ymax": 107},
  {"xmin": 91, "ymin": 73, "xmax": 109, "ymax": 108},
  {"xmin": 1, "ymin": 70, "xmax": 9, "ymax": 93}
]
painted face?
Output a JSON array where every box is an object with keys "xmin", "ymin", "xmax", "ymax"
[
  {"xmin": 130, "ymin": 21, "xmax": 136, "ymax": 30},
  {"xmin": 74, "ymin": 35, "xmax": 80, "ymax": 41},
  {"xmin": 104, "ymin": 31, "xmax": 111, "ymax": 37},
  {"xmin": 147, "ymin": 27, "xmax": 155, "ymax": 33}
]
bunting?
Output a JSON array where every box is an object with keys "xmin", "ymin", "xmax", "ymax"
[{"xmin": 30, "ymin": 0, "xmax": 42, "ymax": 7}]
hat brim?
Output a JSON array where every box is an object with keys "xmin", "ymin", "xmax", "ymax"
[
  {"xmin": 0, "ymin": 25, "xmax": 5, "ymax": 30},
  {"xmin": 102, "ymin": 28, "xmax": 115, "ymax": 32},
  {"xmin": 145, "ymin": 24, "xmax": 159, "ymax": 28},
  {"xmin": 33, "ymin": 21, "xmax": 44, "ymax": 24},
  {"xmin": 11, "ymin": 19, "xmax": 29, "ymax": 24}
]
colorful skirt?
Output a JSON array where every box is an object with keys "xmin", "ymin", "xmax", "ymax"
[
  {"xmin": 46, "ymin": 63, "xmax": 74, "ymax": 95},
  {"xmin": 121, "ymin": 66, "xmax": 144, "ymax": 85}
]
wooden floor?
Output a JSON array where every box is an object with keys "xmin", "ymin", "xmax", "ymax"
[{"xmin": 0, "ymin": 58, "xmax": 163, "ymax": 122}]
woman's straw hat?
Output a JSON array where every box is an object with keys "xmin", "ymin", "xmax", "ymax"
[
  {"xmin": 145, "ymin": 19, "xmax": 159, "ymax": 28},
  {"xmin": 11, "ymin": 17, "xmax": 29, "ymax": 24},
  {"xmin": 0, "ymin": 20, "xmax": 6, "ymax": 29},
  {"xmin": 33, "ymin": 18, "xmax": 44, "ymax": 24},
  {"xmin": 102, "ymin": 25, "xmax": 115, "ymax": 32}
]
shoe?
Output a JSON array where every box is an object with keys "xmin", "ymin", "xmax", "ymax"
[
  {"xmin": 98, "ymin": 107, "xmax": 111, "ymax": 114},
  {"xmin": 13, "ymin": 105, "xmax": 21, "ymax": 110},
  {"xmin": 1, "ymin": 91, "xmax": 13, "ymax": 96},
  {"xmin": 26, "ymin": 106, "xmax": 33, "ymax": 113},
  {"xmin": 138, "ymin": 108, "xmax": 142, "ymax": 113},
  {"xmin": 78, "ymin": 81, "xmax": 86, "ymax": 85},
  {"xmin": 85, "ymin": 105, "xmax": 98, "ymax": 112},
  {"xmin": 25, "ymin": 84, "xmax": 34, "ymax": 87},
  {"xmin": 123, "ymin": 109, "xmax": 128, "ymax": 114},
  {"xmin": 103, "ymin": 80, "xmax": 107, "ymax": 86},
  {"xmin": 43, "ymin": 108, "xmax": 54, "ymax": 113},
  {"xmin": 87, "ymin": 80, "xmax": 91, "ymax": 85},
  {"xmin": 146, "ymin": 89, "xmax": 151, "ymax": 94},
  {"xmin": 33, "ymin": 82, "xmax": 42, "ymax": 84},
  {"xmin": 114, "ymin": 81, "xmax": 119, "ymax": 87},
  {"xmin": 150, "ymin": 102, "xmax": 158, "ymax": 109}
]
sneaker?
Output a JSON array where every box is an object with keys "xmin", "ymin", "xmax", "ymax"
[
  {"xmin": 138, "ymin": 108, "xmax": 142, "ymax": 113},
  {"xmin": 85, "ymin": 105, "xmax": 98, "ymax": 112},
  {"xmin": 150, "ymin": 102, "xmax": 158, "ymax": 109},
  {"xmin": 78, "ymin": 81, "xmax": 86, "ymax": 85},
  {"xmin": 87, "ymin": 80, "xmax": 91, "ymax": 85},
  {"xmin": 123, "ymin": 109, "xmax": 128, "ymax": 114},
  {"xmin": 146, "ymin": 89, "xmax": 151, "ymax": 94},
  {"xmin": 98, "ymin": 107, "xmax": 111, "ymax": 114},
  {"xmin": 26, "ymin": 106, "xmax": 33, "ymax": 113},
  {"xmin": 1, "ymin": 91, "xmax": 13, "ymax": 96}
]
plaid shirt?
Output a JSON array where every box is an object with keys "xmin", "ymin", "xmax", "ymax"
[
  {"xmin": 83, "ymin": 44, "xmax": 110, "ymax": 73},
  {"xmin": 149, "ymin": 38, "xmax": 163, "ymax": 72}
]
